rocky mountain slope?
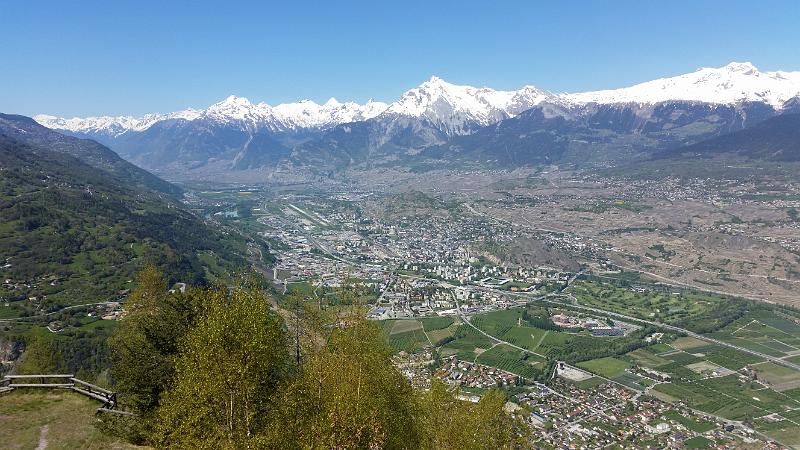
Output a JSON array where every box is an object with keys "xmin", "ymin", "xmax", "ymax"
[{"xmin": 34, "ymin": 62, "xmax": 800, "ymax": 173}]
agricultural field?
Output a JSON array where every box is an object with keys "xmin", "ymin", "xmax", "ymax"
[
  {"xmin": 709, "ymin": 310, "xmax": 800, "ymax": 361},
  {"xmin": 625, "ymin": 348, "xmax": 672, "ymax": 368},
  {"xmin": 670, "ymin": 337, "xmax": 709, "ymax": 351},
  {"xmin": 577, "ymin": 356, "xmax": 647, "ymax": 390},
  {"xmin": 470, "ymin": 309, "xmax": 524, "ymax": 337},
  {"xmin": 475, "ymin": 344, "xmax": 546, "ymax": 379},
  {"xmin": 577, "ymin": 357, "xmax": 631, "ymax": 378},
  {"xmin": 749, "ymin": 362, "xmax": 800, "ymax": 391},
  {"xmin": 381, "ymin": 320, "xmax": 429, "ymax": 352},
  {"xmin": 422, "ymin": 317, "xmax": 461, "ymax": 346},
  {"xmin": 500, "ymin": 326, "xmax": 552, "ymax": 354},
  {"xmin": 574, "ymin": 377, "xmax": 605, "ymax": 390},
  {"xmin": 661, "ymin": 410, "xmax": 715, "ymax": 433},
  {"xmin": 385, "ymin": 319, "xmax": 423, "ymax": 335},
  {"xmin": 468, "ymin": 307, "xmax": 577, "ymax": 357},
  {"xmin": 439, "ymin": 325, "xmax": 495, "ymax": 361},
  {"xmin": 683, "ymin": 436, "xmax": 713, "ymax": 449},
  {"xmin": 654, "ymin": 374, "xmax": 800, "ymax": 445},
  {"xmin": 419, "ymin": 316, "xmax": 455, "ymax": 332}
]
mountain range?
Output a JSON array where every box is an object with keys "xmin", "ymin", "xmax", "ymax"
[
  {"xmin": 34, "ymin": 62, "xmax": 800, "ymax": 175},
  {"xmin": 0, "ymin": 114, "xmax": 246, "ymax": 311}
]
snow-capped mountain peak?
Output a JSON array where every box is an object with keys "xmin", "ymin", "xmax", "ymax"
[
  {"xmin": 33, "ymin": 109, "xmax": 203, "ymax": 137},
  {"xmin": 382, "ymin": 76, "xmax": 555, "ymax": 134},
  {"xmin": 34, "ymin": 62, "xmax": 800, "ymax": 139},
  {"xmin": 36, "ymin": 95, "xmax": 390, "ymax": 137},
  {"xmin": 323, "ymin": 97, "xmax": 341, "ymax": 107},
  {"xmin": 205, "ymin": 95, "xmax": 263, "ymax": 122},
  {"xmin": 562, "ymin": 62, "xmax": 800, "ymax": 107}
]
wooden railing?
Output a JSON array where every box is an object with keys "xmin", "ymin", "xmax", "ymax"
[{"xmin": 0, "ymin": 374, "xmax": 134, "ymax": 416}]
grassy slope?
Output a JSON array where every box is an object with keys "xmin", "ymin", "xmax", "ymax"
[{"xmin": 0, "ymin": 390, "xmax": 143, "ymax": 449}]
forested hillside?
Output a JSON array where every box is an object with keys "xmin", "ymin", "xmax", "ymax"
[{"xmin": 0, "ymin": 128, "xmax": 246, "ymax": 319}]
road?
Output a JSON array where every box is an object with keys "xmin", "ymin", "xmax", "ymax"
[
  {"xmin": 511, "ymin": 291, "xmax": 800, "ymax": 372},
  {"xmin": 405, "ymin": 271, "xmax": 800, "ymax": 373},
  {"xmin": 0, "ymin": 301, "xmax": 118, "ymax": 323},
  {"xmin": 453, "ymin": 294, "xmax": 548, "ymax": 360}
]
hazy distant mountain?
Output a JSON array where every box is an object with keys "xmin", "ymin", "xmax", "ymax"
[
  {"xmin": 657, "ymin": 113, "xmax": 800, "ymax": 161},
  {"xmin": 0, "ymin": 113, "xmax": 181, "ymax": 194},
  {"xmin": 35, "ymin": 95, "xmax": 388, "ymax": 138},
  {"xmin": 34, "ymin": 62, "xmax": 800, "ymax": 173},
  {"xmin": 423, "ymin": 100, "xmax": 781, "ymax": 167}
]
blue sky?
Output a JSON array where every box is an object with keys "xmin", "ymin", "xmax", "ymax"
[{"xmin": 3, "ymin": 0, "xmax": 799, "ymax": 117}]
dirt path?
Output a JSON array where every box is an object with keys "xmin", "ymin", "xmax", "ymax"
[{"xmin": 35, "ymin": 425, "xmax": 48, "ymax": 450}]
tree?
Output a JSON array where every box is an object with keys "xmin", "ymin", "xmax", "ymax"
[
  {"xmin": 106, "ymin": 274, "xmax": 522, "ymax": 448},
  {"xmin": 16, "ymin": 335, "xmax": 62, "ymax": 374},
  {"xmin": 421, "ymin": 380, "xmax": 526, "ymax": 450},
  {"xmin": 267, "ymin": 311, "xmax": 423, "ymax": 449},
  {"xmin": 154, "ymin": 288, "xmax": 289, "ymax": 448},
  {"xmin": 108, "ymin": 266, "xmax": 200, "ymax": 415}
]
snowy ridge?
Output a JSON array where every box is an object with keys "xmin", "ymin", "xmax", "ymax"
[
  {"xmin": 35, "ymin": 96, "xmax": 390, "ymax": 137},
  {"xmin": 35, "ymin": 62, "xmax": 800, "ymax": 137},
  {"xmin": 34, "ymin": 109, "xmax": 202, "ymax": 137},
  {"xmin": 562, "ymin": 62, "xmax": 800, "ymax": 107},
  {"xmin": 382, "ymin": 76, "xmax": 552, "ymax": 135}
]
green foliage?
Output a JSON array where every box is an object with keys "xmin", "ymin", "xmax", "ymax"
[
  {"xmin": 109, "ymin": 267, "xmax": 202, "ymax": 416},
  {"xmin": 103, "ymin": 272, "xmax": 521, "ymax": 448},
  {"xmin": 154, "ymin": 288, "xmax": 289, "ymax": 448},
  {"xmin": 0, "ymin": 135, "xmax": 247, "ymax": 318},
  {"xmin": 544, "ymin": 328, "xmax": 655, "ymax": 364},
  {"xmin": 420, "ymin": 380, "xmax": 527, "ymax": 450},
  {"xmin": 15, "ymin": 335, "xmax": 62, "ymax": 374},
  {"xmin": 475, "ymin": 344, "xmax": 545, "ymax": 379},
  {"xmin": 269, "ymin": 313, "xmax": 422, "ymax": 449}
]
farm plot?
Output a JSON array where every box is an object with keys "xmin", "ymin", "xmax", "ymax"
[
  {"xmin": 656, "ymin": 374, "xmax": 800, "ymax": 423},
  {"xmin": 470, "ymin": 309, "xmax": 524, "ymax": 337},
  {"xmin": 386, "ymin": 319, "xmax": 423, "ymax": 334},
  {"xmin": 475, "ymin": 344, "xmax": 546, "ymax": 379},
  {"xmin": 426, "ymin": 321, "xmax": 461, "ymax": 346},
  {"xmin": 703, "ymin": 347, "xmax": 765, "ymax": 370},
  {"xmin": 671, "ymin": 336, "xmax": 709, "ymax": 351},
  {"xmin": 710, "ymin": 312, "xmax": 800, "ymax": 360},
  {"xmin": 420, "ymin": 316, "xmax": 455, "ymax": 332},
  {"xmin": 381, "ymin": 320, "xmax": 429, "ymax": 352},
  {"xmin": 661, "ymin": 410, "xmax": 715, "ymax": 433},
  {"xmin": 577, "ymin": 356, "xmax": 647, "ymax": 390},
  {"xmin": 385, "ymin": 329, "xmax": 429, "ymax": 352},
  {"xmin": 626, "ymin": 348, "xmax": 671, "ymax": 368},
  {"xmin": 439, "ymin": 325, "xmax": 495, "ymax": 361},
  {"xmin": 577, "ymin": 357, "xmax": 631, "ymax": 378},
  {"xmin": 501, "ymin": 326, "xmax": 550, "ymax": 353},
  {"xmin": 750, "ymin": 362, "xmax": 800, "ymax": 392}
]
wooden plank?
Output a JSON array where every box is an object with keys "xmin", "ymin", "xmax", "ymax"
[
  {"xmin": 70, "ymin": 378, "xmax": 114, "ymax": 395},
  {"xmin": 3, "ymin": 374, "xmax": 75, "ymax": 379},
  {"xmin": 9, "ymin": 383, "xmax": 74, "ymax": 388},
  {"xmin": 96, "ymin": 408, "xmax": 136, "ymax": 417},
  {"xmin": 71, "ymin": 386, "xmax": 113, "ymax": 404},
  {"xmin": 0, "ymin": 386, "xmax": 14, "ymax": 394}
]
